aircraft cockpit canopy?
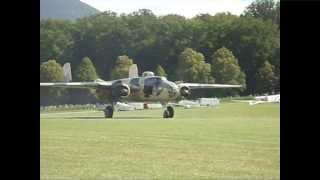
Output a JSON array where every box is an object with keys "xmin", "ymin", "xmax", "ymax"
[{"xmin": 142, "ymin": 71, "xmax": 155, "ymax": 77}]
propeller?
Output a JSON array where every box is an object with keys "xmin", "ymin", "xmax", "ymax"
[{"xmin": 180, "ymin": 86, "xmax": 191, "ymax": 97}]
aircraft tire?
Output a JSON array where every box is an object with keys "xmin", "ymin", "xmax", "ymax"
[
  {"xmin": 163, "ymin": 110, "xmax": 170, "ymax": 118},
  {"xmin": 167, "ymin": 106, "xmax": 174, "ymax": 118},
  {"xmin": 104, "ymin": 106, "xmax": 114, "ymax": 118}
]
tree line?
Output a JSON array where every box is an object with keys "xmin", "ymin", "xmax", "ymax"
[{"xmin": 40, "ymin": 0, "xmax": 280, "ymax": 105}]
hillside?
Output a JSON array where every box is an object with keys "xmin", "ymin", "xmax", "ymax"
[{"xmin": 40, "ymin": 0, "xmax": 100, "ymax": 20}]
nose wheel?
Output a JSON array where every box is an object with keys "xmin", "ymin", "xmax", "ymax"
[
  {"xmin": 104, "ymin": 105, "xmax": 114, "ymax": 118},
  {"xmin": 163, "ymin": 105, "xmax": 174, "ymax": 118}
]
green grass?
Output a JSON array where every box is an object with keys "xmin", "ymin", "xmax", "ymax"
[{"xmin": 40, "ymin": 102, "xmax": 280, "ymax": 180}]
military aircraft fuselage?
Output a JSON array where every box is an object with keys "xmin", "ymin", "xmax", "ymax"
[{"xmin": 95, "ymin": 75, "xmax": 180, "ymax": 103}]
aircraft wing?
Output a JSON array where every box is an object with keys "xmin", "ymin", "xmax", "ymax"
[
  {"xmin": 40, "ymin": 81, "xmax": 112, "ymax": 89},
  {"xmin": 41, "ymin": 62, "xmax": 113, "ymax": 89},
  {"xmin": 178, "ymin": 83, "xmax": 242, "ymax": 89}
]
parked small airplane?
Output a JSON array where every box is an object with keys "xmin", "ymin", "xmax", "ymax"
[
  {"xmin": 40, "ymin": 63, "xmax": 242, "ymax": 118},
  {"xmin": 248, "ymin": 94, "xmax": 280, "ymax": 105},
  {"xmin": 232, "ymin": 94, "xmax": 280, "ymax": 105}
]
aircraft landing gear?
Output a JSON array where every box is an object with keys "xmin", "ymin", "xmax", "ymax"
[
  {"xmin": 163, "ymin": 105, "xmax": 174, "ymax": 118},
  {"xmin": 104, "ymin": 105, "xmax": 114, "ymax": 118}
]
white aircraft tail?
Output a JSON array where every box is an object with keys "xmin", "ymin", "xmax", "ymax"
[
  {"xmin": 129, "ymin": 64, "xmax": 138, "ymax": 78},
  {"xmin": 63, "ymin": 63, "xmax": 72, "ymax": 82}
]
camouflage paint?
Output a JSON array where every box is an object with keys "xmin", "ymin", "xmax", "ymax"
[{"xmin": 95, "ymin": 76, "xmax": 180, "ymax": 103}]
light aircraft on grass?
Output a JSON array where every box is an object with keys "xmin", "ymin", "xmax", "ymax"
[
  {"xmin": 40, "ymin": 63, "xmax": 242, "ymax": 118},
  {"xmin": 232, "ymin": 94, "xmax": 280, "ymax": 105},
  {"xmin": 248, "ymin": 94, "xmax": 280, "ymax": 105}
]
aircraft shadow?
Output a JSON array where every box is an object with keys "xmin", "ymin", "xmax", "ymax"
[
  {"xmin": 43, "ymin": 116, "xmax": 159, "ymax": 120},
  {"xmin": 113, "ymin": 117, "xmax": 159, "ymax": 120}
]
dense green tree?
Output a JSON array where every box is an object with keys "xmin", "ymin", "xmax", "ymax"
[
  {"xmin": 40, "ymin": 60, "xmax": 64, "ymax": 82},
  {"xmin": 227, "ymin": 17, "xmax": 279, "ymax": 94},
  {"xmin": 74, "ymin": 57, "xmax": 98, "ymax": 81},
  {"xmin": 211, "ymin": 47, "xmax": 246, "ymax": 87},
  {"xmin": 155, "ymin": 65, "xmax": 167, "ymax": 77},
  {"xmin": 71, "ymin": 12, "xmax": 122, "ymax": 79},
  {"xmin": 110, "ymin": 55, "xmax": 134, "ymax": 79},
  {"xmin": 123, "ymin": 9, "xmax": 163, "ymax": 73},
  {"xmin": 210, "ymin": 47, "xmax": 246, "ymax": 96},
  {"xmin": 70, "ymin": 57, "xmax": 99, "ymax": 104},
  {"xmin": 191, "ymin": 13, "xmax": 238, "ymax": 60},
  {"xmin": 176, "ymin": 48, "xmax": 212, "ymax": 83},
  {"xmin": 190, "ymin": 13, "xmax": 279, "ymax": 94},
  {"xmin": 40, "ymin": 20, "xmax": 74, "ymax": 64},
  {"xmin": 256, "ymin": 61, "xmax": 277, "ymax": 93},
  {"xmin": 243, "ymin": 0, "xmax": 280, "ymax": 28},
  {"xmin": 40, "ymin": 60, "xmax": 66, "ymax": 105},
  {"xmin": 274, "ymin": 47, "xmax": 280, "ymax": 92},
  {"xmin": 155, "ymin": 15, "xmax": 193, "ymax": 79}
]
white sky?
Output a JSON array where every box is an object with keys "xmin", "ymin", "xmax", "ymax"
[{"xmin": 80, "ymin": 0, "xmax": 254, "ymax": 18}]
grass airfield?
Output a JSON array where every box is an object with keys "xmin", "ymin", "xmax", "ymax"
[{"xmin": 40, "ymin": 102, "xmax": 280, "ymax": 180}]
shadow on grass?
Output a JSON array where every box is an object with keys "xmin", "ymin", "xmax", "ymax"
[
  {"xmin": 114, "ymin": 116, "xmax": 159, "ymax": 120},
  {"xmin": 43, "ymin": 116, "xmax": 159, "ymax": 120}
]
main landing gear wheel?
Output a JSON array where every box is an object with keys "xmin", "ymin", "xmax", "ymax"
[
  {"xmin": 104, "ymin": 105, "xmax": 114, "ymax": 118},
  {"xmin": 163, "ymin": 106, "xmax": 174, "ymax": 118}
]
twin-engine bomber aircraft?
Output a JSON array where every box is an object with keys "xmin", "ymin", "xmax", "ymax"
[{"xmin": 40, "ymin": 63, "xmax": 242, "ymax": 118}]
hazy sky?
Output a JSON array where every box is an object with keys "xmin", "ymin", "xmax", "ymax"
[{"xmin": 80, "ymin": 0, "xmax": 254, "ymax": 18}]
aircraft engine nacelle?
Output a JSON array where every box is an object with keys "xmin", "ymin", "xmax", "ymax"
[
  {"xmin": 112, "ymin": 83, "xmax": 130, "ymax": 98},
  {"xmin": 179, "ymin": 86, "xmax": 191, "ymax": 98}
]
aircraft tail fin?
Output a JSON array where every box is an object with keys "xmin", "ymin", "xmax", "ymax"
[
  {"xmin": 63, "ymin": 63, "xmax": 72, "ymax": 82},
  {"xmin": 129, "ymin": 64, "xmax": 138, "ymax": 78}
]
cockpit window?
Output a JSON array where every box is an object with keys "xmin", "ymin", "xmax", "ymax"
[
  {"xmin": 144, "ymin": 77, "xmax": 162, "ymax": 97},
  {"xmin": 145, "ymin": 77, "xmax": 161, "ymax": 85}
]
